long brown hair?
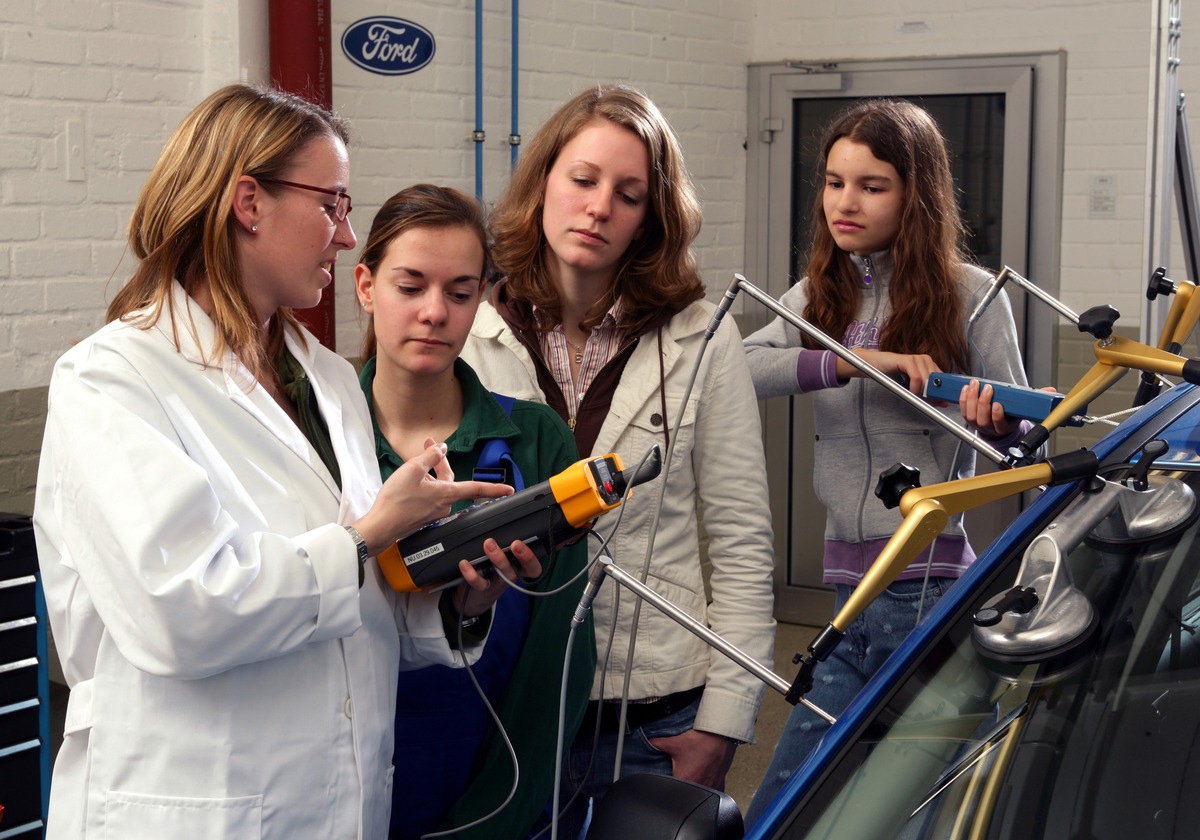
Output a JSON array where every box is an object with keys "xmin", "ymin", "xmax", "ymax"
[
  {"xmin": 107, "ymin": 83, "xmax": 351, "ymax": 381},
  {"xmin": 357, "ymin": 183, "xmax": 490, "ymax": 360},
  {"xmin": 489, "ymin": 84, "xmax": 704, "ymax": 336},
  {"xmin": 802, "ymin": 98, "xmax": 969, "ymax": 372}
]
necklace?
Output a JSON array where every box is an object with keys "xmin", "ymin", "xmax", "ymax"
[{"xmin": 565, "ymin": 336, "xmax": 586, "ymax": 364}]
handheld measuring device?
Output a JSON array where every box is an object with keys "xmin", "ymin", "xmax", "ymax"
[
  {"xmin": 377, "ymin": 447, "xmax": 663, "ymax": 593},
  {"xmin": 924, "ymin": 373, "xmax": 1083, "ymax": 426}
]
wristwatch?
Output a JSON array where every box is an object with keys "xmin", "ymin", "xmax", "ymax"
[{"xmin": 344, "ymin": 525, "xmax": 369, "ymax": 587}]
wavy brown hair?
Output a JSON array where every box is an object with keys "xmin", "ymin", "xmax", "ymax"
[
  {"xmin": 489, "ymin": 84, "xmax": 704, "ymax": 336},
  {"xmin": 801, "ymin": 98, "xmax": 969, "ymax": 372},
  {"xmin": 357, "ymin": 183, "xmax": 490, "ymax": 360},
  {"xmin": 107, "ymin": 83, "xmax": 351, "ymax": 382}
]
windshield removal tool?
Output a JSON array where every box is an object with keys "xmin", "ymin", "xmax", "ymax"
[
  {"xmin": 1133, "ymin": 267, "xmax": 1200, "ymax": 406},
  {"xmin": 970, "ymin": 266, "xmax": 1200, "ymax": 438},
  {"xmin": 974, "ymin": 439, "xmax": 1198, "ymax": 671},
  {"xmin": 734, "ymin": 275, "xmax": 1008, "ymax": 467},
  {"xmin": 377, "ymin": 446, "xmax": 663, "ymax": 593},
  {"xmin": 924, "ymin": 373, "xmax": 1085, "ymax": 426},
  {"xmin": 785, "ymin": 448, "xmax": 1099, "ymax": 705},
  {"xmin": 1006, "ymin": 304, "xmax": 1200, "ymax": 466}
]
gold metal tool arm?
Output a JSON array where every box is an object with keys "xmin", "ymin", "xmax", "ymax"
[
  {"xmin": 834, "ymin": 459, "xmax": 1065, "ymax": 634},
  {"xmin": 1158, "ymin": 280, "xmax": 1197, "ymax": 350},
  {"xmin": 1009, "ymin": 303, "xmax": 1200, "ymax": 464},
  {"xmin": 1098, "ymin": 333, "xmax": 1200, "ymax": 376},
  {"xmin": 1134, "ymin": 270, "xmax": 1199, "ymax": 406},
  {"xmin": 1031, "ymin": 360, "xmax": 1128, "ymax": 439},
  {"xmin": 786, "ymin": 449, "xmax": 1097, "ymax": 705}
]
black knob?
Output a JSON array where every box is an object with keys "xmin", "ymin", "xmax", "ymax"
[
  {"xmin": 1129, "ymin": 438, "xmax": 1169, "ymax": 491},
  {"xmin": 1078, "ymin": 304, "xmax": 1120, "ymax": 340},
  {"xmin": 1146, "ymin": 266, "xmax": 1176, "ymax": 301},
  {"xmin": 975, "ymin": 586, "xmax": 1040, "ymax": 627},
  {"xmin": 876, "ymin": 463, "xmax": 921, "ymax": 509}
]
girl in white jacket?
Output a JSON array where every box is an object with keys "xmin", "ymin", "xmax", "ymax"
[
  {"xmin": 461, "ymin": 84, "xmax": 776, "ymax": 836},
  {"xmin": 33, "ymin": 84, "xmax": 533, "ymax": 840}
]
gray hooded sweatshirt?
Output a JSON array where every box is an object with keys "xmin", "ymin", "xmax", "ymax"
[{"xmin": 743, "ymin": 251, "xmax": 1028, "ymax": 586}]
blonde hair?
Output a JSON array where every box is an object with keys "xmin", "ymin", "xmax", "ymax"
[
  {"xmin": 108, "ymin": 83, "xmax": 351, "ymax": 380},
  {"xmin": 489, "ymin": 84, "xmax": 704, "ymax": 336}
]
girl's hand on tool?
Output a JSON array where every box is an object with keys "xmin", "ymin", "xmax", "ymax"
[
  {"xmin": 836, "ymin": 350, "xmax": 942, "ymax": 399},
  {"xmin": 454, "ymin": 537, "xmax": 542, "ymax": 617},
  {"xmin": 961, "ymin": 380, "xmax": 1057, "ymax": 438},
  {"xmin": 961, "ymin": 379, "xmax": 1011, "ymax": 437}
]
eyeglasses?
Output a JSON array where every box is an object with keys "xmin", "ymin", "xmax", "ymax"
[{"xmin": 256, "ymin": 177, "xmax": 353, "ymax": 222}]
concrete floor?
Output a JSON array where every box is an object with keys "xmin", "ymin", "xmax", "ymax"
[{"xmin": 47, "ymin": 621, "xmax": 818, "ymax": 818}]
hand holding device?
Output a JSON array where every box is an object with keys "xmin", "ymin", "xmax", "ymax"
[
  {"xmin": 925, "ymin": 372, "xmax": 1082, "ymax": 427},
  {"xmin": 377, "ymin": 447, "xmax": 663, "ymax": 592},
  {"xmin": 452, "ymin": 536, "xmax": 542, "ymax": 617}
]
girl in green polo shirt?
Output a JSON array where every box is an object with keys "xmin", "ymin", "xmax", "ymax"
[{"xmin": 354, "ymin": 184, "xmax": 595, "ymax": 840}]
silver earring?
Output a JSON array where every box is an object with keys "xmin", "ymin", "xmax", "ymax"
[{"xmin": 251, "ymin": 225, "xmax": 257, "ymax": 232}]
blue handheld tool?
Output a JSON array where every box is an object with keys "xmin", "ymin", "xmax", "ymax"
[{"xmin": 924, "ymin": 372, "xmax": 1084, "ymax": 426}]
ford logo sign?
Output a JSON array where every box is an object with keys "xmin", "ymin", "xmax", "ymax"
[{"xmin": 341, "ymin": 16, "xmax": 436, "ymax": 76}]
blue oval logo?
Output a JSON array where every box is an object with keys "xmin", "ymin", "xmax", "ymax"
[{"xmin": 341, "ymin": 16, "xmax": 436, "ymax": 76}]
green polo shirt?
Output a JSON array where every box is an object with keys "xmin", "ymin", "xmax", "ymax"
[{"xmin": 360, "ymin": 356, "xmax": 596, "ymax": 840}]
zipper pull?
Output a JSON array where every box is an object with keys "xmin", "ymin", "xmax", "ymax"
[{"xmin": 863, "ymin": 256, "xmax": 873, "ymax": 286}]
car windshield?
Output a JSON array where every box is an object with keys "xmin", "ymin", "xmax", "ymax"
[{"xmin": 778, "ymin": 432, "xmax": 1200, "ymax": 840}]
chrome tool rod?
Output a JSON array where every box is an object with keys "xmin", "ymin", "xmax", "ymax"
[
  {"xmin": 736, "ymin": 276, "xmax": 1006, "ymax": 466},
  {"xmin": 600, "ymin": 557, "xmax": 837, "ymax": 724},
  {"xmin": 999, "ymin": 266, "xmax": 1080, "ymax": 325}
]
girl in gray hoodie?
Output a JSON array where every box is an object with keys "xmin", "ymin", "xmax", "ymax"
[{"xmin": 743, "ymin": 98, "xmax": 1030, "ymax": 823}]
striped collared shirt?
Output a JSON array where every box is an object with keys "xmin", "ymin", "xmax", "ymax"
[{"xmin": 536, "ymin": 305, "xmax": 622, "ymax": 429}]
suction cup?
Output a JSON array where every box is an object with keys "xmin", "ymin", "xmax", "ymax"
[
  {"xmin": 972, "ymin": 545, "xmax": 1100, "ymax": 675},
  {"xmin": 973, "ymin": 465, "xmax": 1197, "ymax": 681},
  {"xmin": 1086, "ymin": 474, "xmax": 1199, "ymax": 552},
  {"xmin": 972, "ymin": 599, "xmax": 1100, "ymax": 683}
]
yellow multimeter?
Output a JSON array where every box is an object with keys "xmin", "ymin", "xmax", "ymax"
[{"xmin": 376, "ymin": 447, "xmax": 662, "ymax": 593}]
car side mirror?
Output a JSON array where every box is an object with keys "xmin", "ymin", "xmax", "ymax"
[{"xmin": 586, "ymin": 773, "xmax": 744, "ymax": 840}]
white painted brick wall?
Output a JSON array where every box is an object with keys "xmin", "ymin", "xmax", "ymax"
[
  {"xmin": 2, "ymin": 0, "xmax": 1197, "ymax": 393},
  {"xmin": 749, "ymin": 0, "xmax": 1192, "ymax": 331},
  {"xmin": 330, "ymin": 0, "xmax": 754, "ymax": 355},
  {"xmin": 1, "ymin": 0, "xmax": 206, "ymax": 391}
]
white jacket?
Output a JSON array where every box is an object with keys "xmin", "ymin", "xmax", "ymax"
[
  {"xmin": 461, "ymin": 298, "xmax": 776, "ymax": 742},
  {"xmin": 34, "ymin": 285, "xmax": 463, "ymax": 840}
]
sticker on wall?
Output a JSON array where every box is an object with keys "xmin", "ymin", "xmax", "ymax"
[{"xmin": 342, "ymin": 16, "xmax": 436, "ymax": 76}]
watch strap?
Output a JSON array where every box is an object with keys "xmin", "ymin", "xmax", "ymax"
[{"xmin": 344, "ymin": 525, "xmax": 369, "ymax": 588}]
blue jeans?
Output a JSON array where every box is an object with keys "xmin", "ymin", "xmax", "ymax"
[
  {"xmin": 546, "ymin": 695, "xmax": 703, "ymax": 840},
  {"xmin": 744, "ymin": 577, "xmax": 954, "ymax": 827}
]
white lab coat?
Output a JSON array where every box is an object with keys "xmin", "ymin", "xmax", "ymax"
[{"xmin": 34, "ymin": 284, "xmax": 463, "ymax": 839}]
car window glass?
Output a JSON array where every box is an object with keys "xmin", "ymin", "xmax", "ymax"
[{"xmin": 781, "ymin": 467, "xmax": 1200, "ymax": 840}]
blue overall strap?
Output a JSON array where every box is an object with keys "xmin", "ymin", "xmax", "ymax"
[{"xmin": 472, "ymin": 392, "xmax": 525, "ymax": 491}]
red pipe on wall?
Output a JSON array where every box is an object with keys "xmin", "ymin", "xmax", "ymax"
[{"xmin": 269, "ymin": 0, "xmax": 337, "ymax": 350}]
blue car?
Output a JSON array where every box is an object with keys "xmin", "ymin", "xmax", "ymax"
[{"xmin": 589, "ymin": 381, "xmax": 1200, "ymax": 840}]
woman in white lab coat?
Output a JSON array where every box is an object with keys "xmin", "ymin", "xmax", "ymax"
[{"xmin": 32, "ymin": 83, "xmax": 535, "ymax": 840}]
